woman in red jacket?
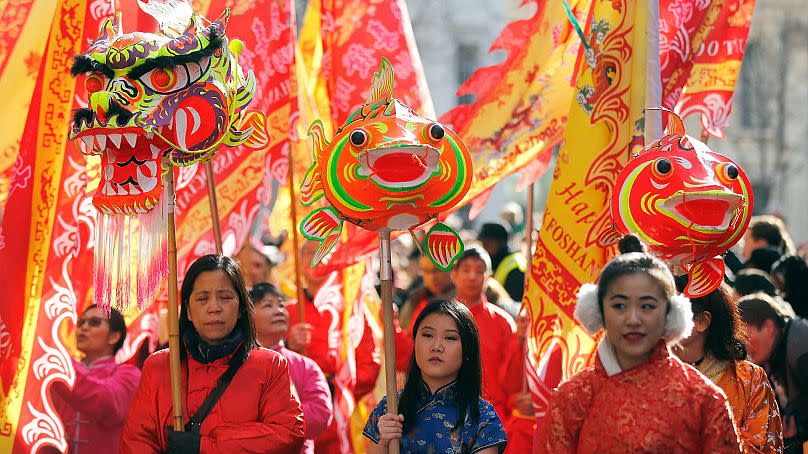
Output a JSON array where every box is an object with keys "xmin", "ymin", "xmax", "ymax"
[{"xmin": 121, "ymin": 255, "xmax": 305, "ymax": 453}]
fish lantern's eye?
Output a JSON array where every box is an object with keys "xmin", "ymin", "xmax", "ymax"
[
  {"xmin": 652, "ymin": 157, "xmax": 673, "ymax": 178},
  {"xmin": 349, "ymin": 128, "xmax": 368, "ymax": 148},
  {"xmin": 716, "ymin": 162, "xmax": 739, "ymax": 185},
  {"xmin": 426, "ymin": 123, "xmax": 445, "ymax": 142}
]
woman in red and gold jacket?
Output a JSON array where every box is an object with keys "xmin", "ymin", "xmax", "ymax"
[{"xmin": 121, "ymin": 255, "xmax": 305, "ymax": 454}]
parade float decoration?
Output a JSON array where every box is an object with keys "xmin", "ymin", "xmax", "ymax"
[
  {"xmin": 299, "ymin": 58, "xmax": 473, "ymax": 453},
  {"xmin": 606, "ymin": 109, "xmax": 753, "ymax": 297},
  {"xmin": 69, "ymin": 5, "xmax": 267, "ymax": 430},
  {"xmin": 299, "ymin": 58, "xmax": 473, "ymax": 271}
]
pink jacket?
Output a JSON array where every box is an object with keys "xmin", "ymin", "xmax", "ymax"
[
  {"xmin": 51, "ymin": 356, "xmax": 141, "ymax": 454},
  {"xmin": 272, "ymin": 343, "xmax": 333, "ymax": 454}
]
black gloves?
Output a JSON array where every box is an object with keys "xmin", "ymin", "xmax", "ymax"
[{"xmin": 166, "ymin": 427, "xmax": 201, "ymax": 454}]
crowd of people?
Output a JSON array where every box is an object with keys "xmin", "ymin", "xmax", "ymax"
[{"xmin": 49, "ymin": 212, "xmax": 808, "ymax": 453}]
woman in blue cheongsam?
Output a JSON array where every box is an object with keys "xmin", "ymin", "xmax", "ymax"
[{"xmin": 364, "ymin": 299, "xmax": 507, "ymax": 453}]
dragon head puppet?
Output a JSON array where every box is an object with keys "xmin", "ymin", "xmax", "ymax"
[
  {"xmin": 69, "ymin": 9, "xmax": 266, "ymax": 214},
  {"xmin": 70, "ymin": 8, "xmax": 267, "ymax": 311},
  {"xmin": 299, "ymin": 58, "xmax": 473, "ymax": 270}
]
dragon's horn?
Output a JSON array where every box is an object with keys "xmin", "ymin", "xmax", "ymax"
[
  {"xmin": 98, "ymin": 11, "xmax": 123, "ymax": 42},
  {"xmin": 213, "ymin": 8, "xmax": 231, "ymax": 30}
]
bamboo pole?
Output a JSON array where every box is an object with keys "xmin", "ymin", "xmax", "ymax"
[
  {"xmin": 521, "ymin": 183, "xmax": 535, "ymax": 395},
  {"xmin": 204, "ymin": 161, "xmax": 223, "ymax": 255},
  {"xmin": 166, "ymin": 167, "xmax": 184, "ymax": 431},
  {"xmin": 379, "ymin": 230, "xmax": 399, "ymax": 454},
  {"xmin": 287, "ymin": 148, "xmax": 306, "ymax": 325}
]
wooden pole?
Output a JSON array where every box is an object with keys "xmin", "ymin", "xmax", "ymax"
[
  {"xmin": 166, "ymin": 167, "xmax": 184, "ymax": 431},
  {"xmin": 286, "ymin": 148, "xmax": 306, "ymax": 325},
  {"xmin": 379, "ymin": 230, "xmax": 399, "ymax": 454},
  {"xmin": 521, "ymin": 183, "xmax": 535, "ymax": 394},
  {"xmin": 204, "ymin": 161, "xmax": 223, "ymax": 255}
]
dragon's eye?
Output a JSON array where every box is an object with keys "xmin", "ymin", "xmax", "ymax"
[
  {"xmin": 427, "ymin": 123, "xmax": 445, "ymax": 141},
  {"xmin": 350, "ymin": 129, "xmax": 368, "ymax": 147},
  {"xmin": 139, "ymin": 59, "xmax": 208, "ymax": 94},
  {"xmin": 716, "ymin": 162, "xmax": 739, "ymax": 184},
  {"xmin": 653, "ymin": 158, "xmax": 673, "ymax": 177},
  {"xmin": 85, "ymin": 73, "xmax": 105, "ymax": 94}
]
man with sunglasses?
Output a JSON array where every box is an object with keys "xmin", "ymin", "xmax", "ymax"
[{"xmin": 48, "ymin": 305, "xmax": 141, "ymax": 454}]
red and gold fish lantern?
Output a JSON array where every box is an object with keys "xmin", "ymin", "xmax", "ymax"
[
  {"xmin": 299, "ymin": 58, "xmax": 473, "ymax": 270},
  {"xmin": 608, "ymin": 110, "xmax": 753, "ymax": 297}
]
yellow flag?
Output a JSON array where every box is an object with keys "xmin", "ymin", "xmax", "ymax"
[{"xmin": 525, "ymin": 0, "xmax": 654, "ymax": 426}]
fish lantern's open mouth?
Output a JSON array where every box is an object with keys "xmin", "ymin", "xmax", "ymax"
[
  {"xmin": 357, "ymin": 145, "xmax": 440, "ymax": 189},
  {"xmin": 662, "ymin": 191, "xmax": 744, "ymax": 231},
  {"xmin": 73, "ymin": 127, "xmax": 169, "ymax": 214}
]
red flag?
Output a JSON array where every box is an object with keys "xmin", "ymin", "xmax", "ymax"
[{"xmin": 674, "ymin": 0, "xmax": 756, "ymax": 138}]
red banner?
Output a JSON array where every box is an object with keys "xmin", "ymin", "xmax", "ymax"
[
  {"xmin": 172, "ymin": 0, "xmax": 296, "ymax": 276},
  {"xmin": 674, "ymin": 0, "xmax": 755, "ymax": 138}
]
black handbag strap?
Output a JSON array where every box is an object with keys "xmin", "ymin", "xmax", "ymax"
[{"xmin": 185, "ymin": 355, "xmax": 244, "ymax": 433}]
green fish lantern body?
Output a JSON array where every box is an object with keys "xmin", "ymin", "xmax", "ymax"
[{"xmin": 300, "ymin": 58, "xmax": 472, "ymax": 270}]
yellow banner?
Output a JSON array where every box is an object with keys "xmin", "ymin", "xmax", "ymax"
[
  {"xmin": 440, "ymin": 0, "xmax": 585, "ymax": 206},
  {"xmin": 525, "ymin": 0, "xmax": 650, "ymax": 421}
]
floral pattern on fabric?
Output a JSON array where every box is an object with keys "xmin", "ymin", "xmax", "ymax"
[
  {"xmin": 363, "ymin": 381, "xmax": 507, "ymax": 453},
  {"xmin": 713, "ymin": 360, "xmax": 784, "ymax": 453},
  {"xmin": 535, "ymin": 341, "xmax": 742, "ymax": 453}
]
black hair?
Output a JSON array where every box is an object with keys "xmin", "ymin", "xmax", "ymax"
[
  {"xmin": 772, "ymin": 255, "xmax": 808, "ymax": 318},
  {"xmin": 249, "ymin": 282, "xmax": 286, "ymax": 304},
  {"xmin": 597, "ymin": 252, "xmax": 675, "ymax": 312},
  {"xmin": 745, "ymin": 247, "xmax": 782, "ymax": 273},
  {"xmin": 478, "ymin": 222, "xmax": 510, "ymax": 243},
  {"xmin": 748, "ymin": 215, "xmax": 794, "ymax": 255},
  {"xmin": 674, "ymin": 277, "xmax": 747, "ymax": 361},
  {"xmin": 453, "ymin": 245, "xmax": 492, "ymax": 273},
  {"xmin": 738, "ymin": 292, "xmax": 789, "ymax": 330},
  {"xmin": 83, "ymin": 304, "xmax": 127, "ymax": 354},
  {"xmin": 733, "ymin": 269, "xmax": 777, "ymax": 297},
  {"xmin": 179, "ymin": 254, "xmax": 258, "ymax": 364},
  {"xmin": 617, "ymin": 234, "xmax": 646, "ymax": 254},
  {"xmin": 399, "ymin": 299, "xmax": 482, "ymax": 433}
]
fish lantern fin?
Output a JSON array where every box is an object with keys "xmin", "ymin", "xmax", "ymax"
[
  {"xmin": 300, "ymin": 207, "xmax": 343, "ymax": 267},
  {"xmin": 366, "ymin": 57, "xmax": 395, "ymax": 104},
  {"xmin": 225, "ymin": 109, "xmax": 269, "ymax": 150},
  {"xmin": 300, "ymin": 164, "xmax": 325, "ymax": 206},
  {"xmin": 683, "ymin": 256, "xmax": 725, "ymax": 298},
  {"xmin": 647, "ymin": 107, "xmax": 686, "ymax": 136},
  {"xmin": 425, "ymin": 222, "xmax": 465, "ymax": 271},
  {"xmin": 596, "ymin": 225, "xmax": 622, "ymax": 247}
]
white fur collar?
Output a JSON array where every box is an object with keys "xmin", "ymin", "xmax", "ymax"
[{"xmin": 597, "ymin": 337, "xmax": 623, "ymax": 377}]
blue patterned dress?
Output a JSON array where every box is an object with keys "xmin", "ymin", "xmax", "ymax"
[{"xmin": 363, "ymin": 381, "xmax": 507, "ymax": 453}]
